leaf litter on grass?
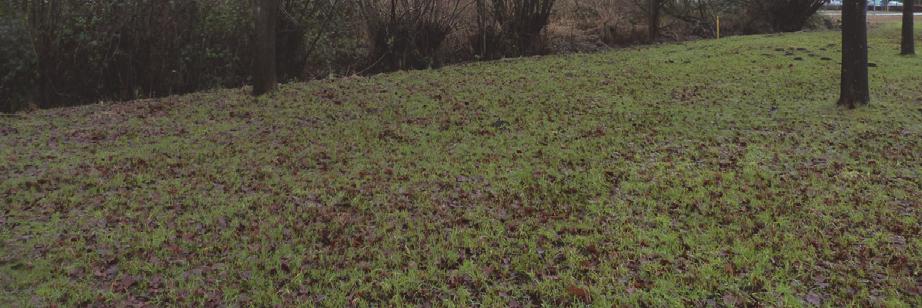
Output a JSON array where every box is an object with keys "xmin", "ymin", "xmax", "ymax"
[{"xmin": 1, "ymin": 23, "xmax": 921, "ymax": 307}]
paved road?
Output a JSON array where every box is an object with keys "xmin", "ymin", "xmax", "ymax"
[
  {"xmin": 820, "ymin": 10, "xmax": 922, "ymax": 23},
  {"xmin": 820, "ymin": 11, "xmax": 922, "ymax": 17}
]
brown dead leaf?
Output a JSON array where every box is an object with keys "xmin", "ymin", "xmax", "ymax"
[{"xmin": 567, "ymin": 285, "xmax": 591, "ymax": 303}]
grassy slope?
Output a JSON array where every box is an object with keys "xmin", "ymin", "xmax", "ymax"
[{"xmin": 1, "ymin": 24, "xmax": 920, "ymax": 306}]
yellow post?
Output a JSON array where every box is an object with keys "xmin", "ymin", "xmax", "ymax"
[{"xmin": 717, "ymin": 16, "xmax": 721, "ymax": 40}]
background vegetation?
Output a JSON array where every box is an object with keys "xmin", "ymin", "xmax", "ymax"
[
  {"xmin": 2, "ymin": 23, "xmax": 919, "ymax": 306},
  {"xmin": 0, "ymin": 0, "xmax": 834, "ymax": 112}
]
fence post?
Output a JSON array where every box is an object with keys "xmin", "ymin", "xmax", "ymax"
[{"xmin": 717, "ymin": 16, "xmax": 721, "ymax": 40}]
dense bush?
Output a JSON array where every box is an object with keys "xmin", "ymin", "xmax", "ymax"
[
  {"xmin": 280, "ymin": 0, "xmax": 362, "ymax": 80},
  {"xmin": 473, "ymin": 0, "xmax": 556, "ymax": 58},
  {"xmin": 757, "ymin": 0, "xmax": 826, "ymax": 33},
  {"xmin": 665, "ymin": 0, "xmax": 742, "ymax": 36},
  {"xmin": 357, "ymin": 0, "xmax": 466, "ymax": 72},
  {"xmin": 661, "ymin": 0, "xmax": 825, "ymax": 36},
  {"xmin": 0, "ymin": 0, "xmax": 828, "ymax": 113},
  {"xmin": 0, "ymin": 0, "xmax": 358, "ymax": 112},
  {"xmin": 7, "ymin": 0, "xmax": 252, "ymax": 109},
  {"xmin": 0, "ymin": 5, "xmax": 35, "ymax": 112}
]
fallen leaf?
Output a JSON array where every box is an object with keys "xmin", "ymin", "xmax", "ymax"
[
  {"xmin": 567, "ymin": 285, "xmax": 591, "ymax": 303},
  {"xmin": 804, "ymin": 292, "xmax": 821, "ymax": 306}
]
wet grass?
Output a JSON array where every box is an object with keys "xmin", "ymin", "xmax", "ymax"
[{"xmin": 1, "ymin": 24, "xmax": 921, "ymax": 306}]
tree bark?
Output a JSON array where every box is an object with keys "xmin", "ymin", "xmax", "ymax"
[
  {"xmin": 838, "ymin": 0, "xmax": 870, "ymax": 108},
  {"xmin": 253, "ymin": 0, "xmax": 278, "ymax": 96},
  {"xmin": 648, "ymin": 0, "xmax": 660, "ymax": 42},
  {"xmin": 902, "ymin": 0, "xmax": 915, "ymax": 55}
]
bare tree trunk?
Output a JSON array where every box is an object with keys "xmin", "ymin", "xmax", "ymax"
[
  {"xmin": 838, "ymin": 0, "xmax": 870, "ymax": 108},
  {"xmin": 648, "ymin": 0, "xmax": 660, "ymax": 42},
  {"xmin": 476, "ymin": 0, "xmax": 487, "ymax": 57},
  {"xmin": 253, "ymin": 0, "xmax": 278, "ymax": 96},
  {"xmin": 28, "ymin": 0, "xmax": 61, "ymax": 108},
  {"xmin": 902, "ymin": 0, "xmax": 915, "ymax": 55}
]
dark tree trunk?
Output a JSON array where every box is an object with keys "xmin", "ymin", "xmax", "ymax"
[
  {"xmin": 838, "ymin": 0, "xmax": 870, "ymax": 108},
  {"xmin": 253, "ymin": 0, "xmax": 278, "ymax": 96},
  {"xmin": 648, "ymin": 0, "xmax": 660, "ymax": 42},
  {"xmin": 902, "ymin": 0, "xmax": 915, "ymax": 55}
]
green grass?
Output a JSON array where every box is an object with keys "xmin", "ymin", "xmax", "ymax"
[{"xmin": 2, "ymin": 24, "xmax": 921, "ymax": 306}]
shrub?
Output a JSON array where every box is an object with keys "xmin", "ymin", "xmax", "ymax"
[
  {"xmin": 1, "ymin": 0, "xmax": 358, "ymax": 111},
  {"xmin": 665, "ymin": 0, "xmax": 824, "ymax": 35},
  {"xmin": 666, "ymin": 0, "xmax": 739, "ymax": 37},
  {"xmin": 357, "ymin": 0, "xmax": 467, "ymax": 72},
  {"xmin": 0, "ymin": 5, "xmax": 36, "ymax": 112},
  {"xmin": 280, "ymin": 0, "xmax": 361, "ymax": 80},
  {"xmin": 0, "ymin": 0, "xmax": 828, "ymax": 113},
  {"xmin": 473, "ymin": 0, "xmax": 556, "ymax": 59},
  {"xmin": 748, "ymin": 0, "xmax": 826, "ymax": 33},
  {"xmin": 17, "ymin": 0, "xmax": 252, "ymax": 108}
]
